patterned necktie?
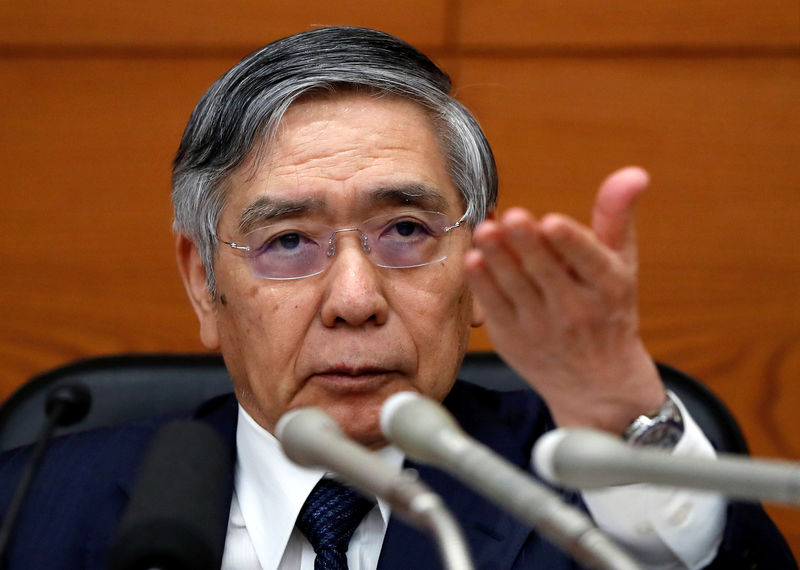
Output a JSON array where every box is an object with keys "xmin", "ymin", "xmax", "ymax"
[{"xmin": 296, "ymin": 478, "xmax": 375, "ymax": 570}]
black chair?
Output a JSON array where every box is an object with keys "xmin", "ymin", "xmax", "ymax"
[{"xmin": 0, "ymin": 352, "xmax": 748, "ymax": 454}]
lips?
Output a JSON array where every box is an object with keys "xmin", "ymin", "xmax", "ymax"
[
  {"xmin": 308, "ymin": 364, "xmax": 401, "ymax": 391},
  {"xmin": 316, "ymin": 365, "xmax": 394, "ymax": 377}
]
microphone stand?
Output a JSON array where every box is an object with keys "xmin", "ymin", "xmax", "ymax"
[
  {"xmin": 0, "ymin": 383, "xmax": 92, "ymax": 561},
  {"xmin": 382, "ymin": 393, "xmax": 642, "ymax": 570}
]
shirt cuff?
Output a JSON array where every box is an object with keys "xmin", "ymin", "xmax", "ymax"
[{"xmin": 580, "ymin": 395, "xmax": 726, "ymax": 570}]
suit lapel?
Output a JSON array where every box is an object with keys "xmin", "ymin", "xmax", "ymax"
[{"xmin": 377, "ymin": 459, "xmax": 532, "ymax": 570}]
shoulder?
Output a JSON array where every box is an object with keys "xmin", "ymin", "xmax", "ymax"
[
  {"xmin": 0, "ymin": 416, "xmax": 167, "ymax": 506},
  {"xmin": 0, "ymin": 394, "xmax": 239, "ymax": 569},
  {"xmin": 0, "ymin": 418, "xmax": 169, "ymax": 569}
]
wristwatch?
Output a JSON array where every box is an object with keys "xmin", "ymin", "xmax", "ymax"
[{"xmin": 622, "ymin": 390, "xmax": 684, "ymax": 449}]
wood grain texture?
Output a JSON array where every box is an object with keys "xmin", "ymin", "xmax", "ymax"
[
  {"xmin": 0, "ymin": 57, "xmax": 233, "ymax": 387},
  {"xmin": 458, "ymin": 0, "xmax": 800, "ymax": 48},
  {"xmin": 455, "ymin": 56, "xmax": 800, "ymax": 449},
  {"xmin": 1, "ymin": 0, "xmax": 799, "ymax": 559},
  {"xmin": 0, "ymin": 1, "xmax": 448, "ymax": 49}
]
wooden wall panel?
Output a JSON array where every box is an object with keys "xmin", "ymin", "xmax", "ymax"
[
  {"xmin": 0, "ymin": 1, "xmax": 448, "ymax": 49},
  {"xmin": 1, "ymin": 0, "xmax": 799, "ymax": 558},
  {"xmin": 456, "ymin": 55, "xmax": 800, "ymax": 447},
  {"xmin": 459, "ymin": 0, "xmax": 800, "ymax": 48},
  {"xmin": 0, "ymin": 57, "xmax": 239, "ymax": 389}
]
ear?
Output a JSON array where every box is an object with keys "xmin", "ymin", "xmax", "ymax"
[{"xmin": 175, "ymin": 234, "xmax": 220, "ymax": 349}]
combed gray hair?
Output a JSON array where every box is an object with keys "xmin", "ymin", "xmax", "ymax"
[{"xmin": 172, "ymin": 26, "xmax": 497, "ymax": 295}]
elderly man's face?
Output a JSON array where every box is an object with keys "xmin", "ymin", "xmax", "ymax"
[{"xmin": 179, "ymin": 92, "xmax": 483, "ymax": 447}]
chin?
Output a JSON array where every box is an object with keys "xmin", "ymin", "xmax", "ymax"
[{"xmin": 328, "ymin": 403, "xmax": 387, "ymax": 449}]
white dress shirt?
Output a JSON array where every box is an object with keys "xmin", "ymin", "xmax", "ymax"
[
  {"xmin": 222, "ymin": 395, "xmax": 724, "ymax": 570},
  {"xmin": 221, "ymin": 407, "xmax": 399, "ymax": 570}
]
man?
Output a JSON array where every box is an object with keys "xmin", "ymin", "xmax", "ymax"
[{"xmin": 0, "ymin": 26, "xmax": 795, "ymax": 569}]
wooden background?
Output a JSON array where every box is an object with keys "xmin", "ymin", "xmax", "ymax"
[{"xmin": 1, "ymin": 0, "xmax": 799, "ymax": 557}]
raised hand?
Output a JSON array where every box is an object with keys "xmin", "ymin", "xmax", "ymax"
[{"xmin": 464, "ymin": 167, "xmax": 665, "ymax": 433}]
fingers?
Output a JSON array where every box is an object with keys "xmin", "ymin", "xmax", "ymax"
[
  {"xmin": 540, "ymin": 213, "xmax": 623, "ymax": 286},
  {"xmin": 465, "ymin": 209, "xmax": 572, "ymax": 313},
  {"xmin": 591, "ymin": 166, "xmax": 649, "ymax": 265},
  {"xmin": 463, "ymin": 248, "xmax": 515, "ymax": 321},
  {"xmin": 465, "ymin": 167, "xmax": 647, "ymax": 315},
  {"xmin": 467, "ymin": 209, "xmax": 621, "ymax": 306}
]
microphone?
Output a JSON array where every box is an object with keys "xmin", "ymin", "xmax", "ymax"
[
  {"xmin": 276, "ymin": 407, "xmax": 474, "ymax": 570},
  {"xmin": 0, "ymin": 382, "xmax": 92, "ymax": 559},
  {"xmin": 533, "ymin": 427, "xmax": 800, "ymax": 505},
  {"xmin": 381, "ymin": 392, "xmax": 642, "ymax": 570},
  {"xmin": 109, "ymin": 420, "xmax": 232, "ymax": 570}
]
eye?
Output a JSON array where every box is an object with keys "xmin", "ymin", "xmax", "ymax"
[
  {"xmin": 253, "ymin": 231, "xmax": 316, "ymax": 255},
  {"xmin": 383, "ymin": 218, "xmax": 433, "ymax": 240},
  {"xmin": 394, "ymin": 220, "xmax": 421, "ymax": 237},
  {"xmin": 276, "ymin": 232, "xmax": 301, "ymax": 250}
]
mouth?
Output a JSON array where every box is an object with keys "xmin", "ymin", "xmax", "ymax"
[{"xmin": 308, "ymin": 366, "xmax": 400, "ymax": 392}]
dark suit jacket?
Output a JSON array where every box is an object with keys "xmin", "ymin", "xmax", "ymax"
[{"xmin": 0, "ymin": 381, "xmax": 795, "ymax": 569}]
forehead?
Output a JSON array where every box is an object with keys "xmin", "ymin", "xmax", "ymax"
[{"xmin": 224, "ymin": 92, "xmax": 462, "ymax": 228}]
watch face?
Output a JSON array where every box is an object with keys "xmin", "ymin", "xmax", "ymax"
[
  {"xmin": 625, "ymin": 391, "xmax": 685, "ymax": 449},
  {"xmin": 635, "ymin": 423, "xmax": 683, "ymax": 449}
]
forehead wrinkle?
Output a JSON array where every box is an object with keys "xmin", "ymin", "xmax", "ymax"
[{"xmin": 279, "ymin": 147, "xmax": 375, "ymax": 185}]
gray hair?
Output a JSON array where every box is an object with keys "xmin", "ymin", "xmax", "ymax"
[{"xmin": 172, "ymin": 26, "xmax": 497, "ymax": 295}]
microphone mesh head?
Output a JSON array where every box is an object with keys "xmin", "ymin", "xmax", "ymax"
[
  {"xmin": 44, "ymin": 382, "xmax": 92, "ymax": 427},
  {"xmin": 379, "ymin": 391, "xmax": 420, "ymax": 438},
  {"xmin": 531, "ymin": 429, "xmax": 567, "ymax": 485}
]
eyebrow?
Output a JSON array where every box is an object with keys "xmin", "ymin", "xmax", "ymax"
[
  {"xmin": 237, "ymin": 197, "xmax": 326, "ymax": 234},
  {"xmin": 368, "ymin": 184, "xmax": 451, "ymax": 213},
  {"xmin": 236, "ymin": 183, "xmax": 452, "ymax": 234}
]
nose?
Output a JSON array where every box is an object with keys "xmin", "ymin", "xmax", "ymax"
[{"xmin": 319, "ymin": 232, "xmax": 389, "ymax": 327}]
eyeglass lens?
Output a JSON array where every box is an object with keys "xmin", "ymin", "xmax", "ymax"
[{"xmin": 231, "ymin": 210, "xmax": 460, "ymax": 280}]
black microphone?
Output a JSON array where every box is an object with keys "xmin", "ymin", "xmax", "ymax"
[
  {"xmin": 109, "ymin": 420, "xmax": 232, "ymax": 570},
  {"xmin": 0, "ymin": 382, "xmax": 92, "ymax": 560}
]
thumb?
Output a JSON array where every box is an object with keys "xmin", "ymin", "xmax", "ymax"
[{"xmin": 591, "ymin": 166, "xmax": 649, "ymax": 264}]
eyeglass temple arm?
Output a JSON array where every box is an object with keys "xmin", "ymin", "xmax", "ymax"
[
  {"xmin": 220, "ymin": 239, "xmax": 251, "ymax": 252},
  {"xmin": 444, "ymin": 212, "xmax": 469, "ymax": 233}
]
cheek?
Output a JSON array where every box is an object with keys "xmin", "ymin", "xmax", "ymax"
[
  {"xmin": 214, "ymin": 279, "xmax": 320, "ymax": 425},
  {"xmin": 218, "ymin": 280, "xmax": 313, "ymax": 346},
  {"xmin": 393, "ymin": 262, "xmax": 475, "ymax": 397},
  {"xmin": 402, "ymin": 261, "xmax": 473, "ymax": 331}
]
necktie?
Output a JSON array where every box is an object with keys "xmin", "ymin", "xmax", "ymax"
[{"xmin": 296, "ymin": 478, "xmax": 375, "ymax": 570}]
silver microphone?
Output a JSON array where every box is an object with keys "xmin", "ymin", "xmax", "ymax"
[
  {"xmin": 380, "ymin": 392, "xmax": 642, "ymax": 570},
  {"xmin": 533, "ymin": 427, "xmax": 800, "ymax": 505},
  {"xmin": 276, "ymin": 407, "xmax": 474, "ymax": 570}
]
